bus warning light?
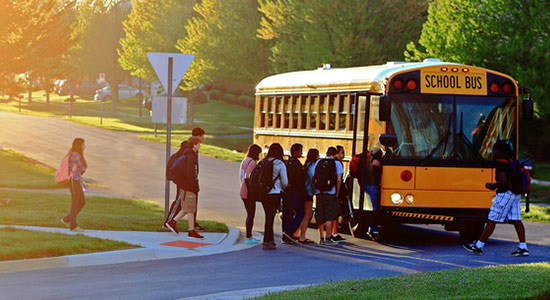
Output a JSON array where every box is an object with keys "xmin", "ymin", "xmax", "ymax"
[
  {"xmin": 489, "ymin": 82, "xmax": 500, "ymax": 93},
  {"xmin": 393, "ymin": 79, "xmax": 404, "ymax": 90},
  {"xmin": 407, "ymin": 79, "xmax": 418, "ymax": 90},
  {"xmin": 401, "ymin": 170, "xmax": 413, "ymax": 182},
  {"xmin": 502, "ymin": 83, "xmax": 512, "ymax": 93}
]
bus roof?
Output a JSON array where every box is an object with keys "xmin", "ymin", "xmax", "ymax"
[{"xmin": 255, "ymin": 60, "xmax": 461, "ymax": 95}]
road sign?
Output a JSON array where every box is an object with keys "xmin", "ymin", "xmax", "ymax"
[
  {"xmin": 151, "ymin": 96, "xmax": 187, "ymax": 124},
  {"xmin": 147, "ymin": 53, "xmax": 194, "ymax": 94}
]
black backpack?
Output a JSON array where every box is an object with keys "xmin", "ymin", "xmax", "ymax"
[
  {"xmin": 167, "ymin": 154, "xmax": 188, "ymax": 186},
  {"xmin": 313, "ymin": 158, "xmax": 337, "ymax": 191},
  {"xmin": 248, "ymin": 159, "xmax": 278, "ymax": 201}
]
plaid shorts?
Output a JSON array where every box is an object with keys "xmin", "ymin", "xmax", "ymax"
[{"xmin": 488, "ymin": 191, "xmax": 522, "ymax": 222}]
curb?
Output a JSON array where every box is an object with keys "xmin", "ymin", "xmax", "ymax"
[
  {"xmin": 184, "ymin": 284, "xmax": 311, "ymax": 300},
  {"xmin": 0, "ymin": 227, "xmax": 242, "ymax": 274}
]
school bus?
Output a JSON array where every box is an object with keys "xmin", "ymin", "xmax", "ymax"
[{"xmin": 254, "ymin": 59, "xmax": 533, "ymax": 240}]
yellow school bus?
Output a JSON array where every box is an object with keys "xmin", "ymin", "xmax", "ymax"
[{"xmin": 254, "ymin": 59, "xmax": 533, "ymax": 240}]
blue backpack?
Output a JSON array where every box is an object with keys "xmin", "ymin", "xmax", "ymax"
[{"xmin": 167, "ymin": 154, "xmax": 188, "ymax": 186}]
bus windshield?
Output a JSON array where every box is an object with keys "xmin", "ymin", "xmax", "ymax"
[{"xmin": 389, "ymin": 94, "xmax": 516, "ymax": 161}]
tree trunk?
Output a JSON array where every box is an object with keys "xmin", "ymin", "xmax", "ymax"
[
  {"xmin": 45, "ymin": 76, "xmax": 50, "ymax": 105},
  {"xmin": 111, "ymin": 82, "xmax": 118, "ymax": 117},
  {"xmin": 27, "ymin": 89, "xmax": 32, "ymax": 103}
]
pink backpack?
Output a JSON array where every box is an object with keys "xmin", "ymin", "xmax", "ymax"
[{"xmin": 55, "ymin": 155, "xmax": 71, "ymax": 184}]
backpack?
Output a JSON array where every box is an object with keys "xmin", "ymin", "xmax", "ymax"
[
  {"xmin": 55, "ymin": 155, "xmax": 70, "ymax": 184},
  {"xmin": 313, "ymin": 158, "xmax": 337, "ymax": 191},
  {"xmin": 498, "ymin": 158, "xmax": 531, "ymax": 195},
  {"xmin": 167, "ymin": 154, "xmax": 188, "ymax": 186},
  {"xmin": 248, "ymin": 159, "xmax": 277, "ymax": 201},
  {"xmin": 349, "ymin": 152, "xmax": 370, "ymax": 178},
  {"xmin": 166, "ymin": 152, "xmax": 183, "ymax": 179}
]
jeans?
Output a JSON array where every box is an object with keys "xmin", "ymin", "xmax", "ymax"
[
  {"xmin": 242, "ymin": 198, "xmax": 256, "ymax": 238},
  {"xmin": 65, "ymin": 179, "xmax": 86, "ymax": 230},
  {"xmin": 365, "ymin": 185, "xmax": 380, "ymax": 233},
  {"xmin": 282, "ymin": 189, "xmax": 305, "ymax": 236},
  {"xmin": 261, "ymin": 193, "xmax": 281, "ymax": 243}
]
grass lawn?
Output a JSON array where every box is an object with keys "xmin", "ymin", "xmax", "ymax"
[
  {"xmin": 533, "ymin": 163, "xmax": 550, "ymax": 181},
  {"xmin": 522, "ymin": 205, "xmax": 550, "ymax": 223},
  {"xmin": 0, "ymin": 91, "xmax": 253, "ymax": 161},
  {"xmin": 0, "ymin": 148, "xmax": 58, "ymax": 189},
  {"xmin": 0, "ymin": 227, "xmax": 138, "ymax": 261},
  {"xmin": 256, "ymin": 263, "xmax": 550, "ymax": 300},
  {"xmin": 0, "ymin": 189, "xmax": 228, "ymax": 233}
]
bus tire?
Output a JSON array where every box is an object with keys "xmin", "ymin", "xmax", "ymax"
[{"xmin": 458, "ymin": 222, "xmax": 485, "ymax": 243}]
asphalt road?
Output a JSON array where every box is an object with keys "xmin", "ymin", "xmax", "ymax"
[{"xmin": 1, "ymin": 111, "xmax": 549, "ymax": 299}]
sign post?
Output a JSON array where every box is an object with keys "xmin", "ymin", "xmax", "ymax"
[{"xmin": 147, "ymin": 53, "xmax": 194, "ymax": 219}]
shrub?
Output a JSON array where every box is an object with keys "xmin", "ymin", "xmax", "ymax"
[{"xmin": 223, "ymin": 93, "xmax": 236, "ymax": 103}]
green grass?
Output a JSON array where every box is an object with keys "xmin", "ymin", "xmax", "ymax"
[
  {"xmin": 256, "ymin": 263, "xmax": 550, "ymax": 300},
  {"xmin": 0, "ymin": 227, "xmax": 138, "ymax": 261},
  {"xmin": 0, "ymin": 92, "xmax": 254, "ymax": 161},
  {"xmin": 0, "ymin": 189, "xmax": 228, "ymax": 232},
  {"xmin": 0, "ymin": 148, "xmax": 59, "ymax": 189},
  {"xmin": 522, "ymin": 205, "xmax": 550, "ymax": 223}
]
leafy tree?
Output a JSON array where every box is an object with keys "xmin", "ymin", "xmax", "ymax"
[
  {"xmin": 119, "ymin": 0, "xmax": 197, "ymax": 83},
  {"xmin": 257, "ymin": 0, "xmax": 428, "ymax": 73},
  {"xmin": 72, "ymin": 0, "xmax": 130, "ymax": 116},
  {"xmin": 405, "ymin": 0, "xmax": 550, "ymax": 117},
  {"xmin": 177, "ymin": 0, "xmax": 272, "ymax": 88}
]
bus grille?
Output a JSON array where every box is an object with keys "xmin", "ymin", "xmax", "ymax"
[{"xmin": 391, "ymin": 211, "xmax": 454, "ymax": 222}]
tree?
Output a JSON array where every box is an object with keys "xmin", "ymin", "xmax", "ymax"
[
  {"xmin": 257, "ymin": 0, "xmax": 428, "ymax": 73},
  {"xmin": 72, "ymin": 0, "xmax": 130, "ymax": 116},
  {"xmin": 177, "ymin": 0, "xmax": 272, "ymax": 88},
  {"xmin": 405, "ymin": 0, "xmax": 550, "ymax": 118},
  {"xmin": 119, "ymin": 0, "xmax": 197, "ymax": 83}
]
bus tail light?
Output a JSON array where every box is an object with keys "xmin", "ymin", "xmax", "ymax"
[
  {"xmin": 393, "ymin": 79, "xmax": 404, "ymax": 90},
  {"xmin": 502, "ymin": 83, "xmax": 512, "ymax": 93},
  {"xmin": 401, "ymin": 170, "xmax": 413, "ymax": 182},
  {"xmin": 405, "ymin": 194, "xmax": 415, "ymax": 204},
  {"xmin": 391, "ymin": 193, "xmax": 403, "ymax": 205},
  {"xmin": 489, "ymin": 82, "xmax": 500, "ymax": 93},
  {"xmin": 407, "ymin": 79, "xmax": 418, "ymax": 90}
]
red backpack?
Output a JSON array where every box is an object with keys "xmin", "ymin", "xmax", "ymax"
[{"xmin": 349, "ymin": 152, "xmax": 370, "ymax": 178}]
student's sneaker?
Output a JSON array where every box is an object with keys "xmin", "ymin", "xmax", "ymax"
[
  {"xmin": 318, "ymin": 238, "xmax": 326, "ymax": 245},
  {"xmin": 366, "ymin": 230, "xmax": 380, "ymax": 241},
  {"xmin": 331, "ymin": 234, "xmax": 346, "ymax": 243},
  {"xmin": 245, "ymin": 237, "xmax": 260, "ymax": 244},
  {"xmin": 194, "ymin": 224, "xmax": 206, "ymax": 232},
  {"xmin": 511, "ymin": 248, "xmax": 529, "ymax": 257},
  {"xmin": 325, "ymin": 236, "xmax": 337, "ymax": 245},
  {"xmin": 165, "ymin": 220, "xmax": 179, "ymax": 235},
  {"xmin": 188, "ymin": 230, "xmax": 204, "ymax": 239},
  {"xmin": 70, "ymin": 226, "xmax": 84, "ymax": 233},
  {"xmin": 60, "ymin": 218, "xmax": 70, "ymax": 228},
  {"xmin": 262, "ymin": 241, "xmax": 276, "ymax": 250},
  {"xmin": 463, "ymin": 242, "xmax": 483, "ymax": 255}
]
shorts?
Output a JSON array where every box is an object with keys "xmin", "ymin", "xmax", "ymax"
[
  {"xmin": 315, "ymin": 193, "xmax": 339, "ymax": 224},
  {"xmin": 180, "ymin": 190, "xmax": 197, "ymax": 214},
  {"xmin": 488, "ymin": 191, "xmax": 522, "ymax": 222}
]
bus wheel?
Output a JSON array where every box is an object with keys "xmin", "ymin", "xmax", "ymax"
[{"xmin": 459, "ymin": 222, "xmax": 485, "ymax": 243}]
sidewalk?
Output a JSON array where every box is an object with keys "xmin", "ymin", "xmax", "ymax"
[{"xmin": 0, "ymin": 225, "xmax": 262, "ymax": 274}]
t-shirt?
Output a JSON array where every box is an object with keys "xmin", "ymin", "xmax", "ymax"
[{"xmin": 314, "ymin": 158, "xmax": 344, "ymax": 195}]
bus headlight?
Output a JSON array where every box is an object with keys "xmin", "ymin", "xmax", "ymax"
[
  {"xmin": 390, "ymin": 193, "xmax": 403, "ymax": 205},
  {"xmin": 405, "ymin": 194, "xmax": 415, "ymax": 205}
]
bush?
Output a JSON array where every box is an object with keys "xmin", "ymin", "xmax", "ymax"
[
  {"xmin": 223, "ymin": 93, "xmax": 236, "ymax": 103},
  {"xmin": 238, "ymin": 95, "xmax": 255, "ymax": 109}
]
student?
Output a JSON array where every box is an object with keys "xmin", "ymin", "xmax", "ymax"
[
  {"xmin": 365, "ymin": 146, "xmax": 383, "ymax": 241},
  {"xmin": 464, "ymin": 141, "xmax": 529, "ymax": 256},
  {"xmin": 190, "ymin": 127, "xmax": 206, "ymax": 231},
  {"xmin": 313, "ymin": 146, "xmax": 343, "ymax": 245},
  {"xmin": 60, "ymin": 138, "xmax": 87, "ymax": 232},
  {"xmin": 164, "ymin": 140, "xmax": 188, "ymax": 227},
  {"xmin": 294, "ymin": 148, "xmax": 319, "ymax": 244},
  {"xmin": 165, "ymin": 137, "xmax": 204, "ymax": 239},
  {"xmin": 260, "ymin": 143, "xmax": 288, "ymax": 250},
  {"xmin": 331, "ymin": 145, "xmax": 347, "ymax": 242},
  {"xmin": 239, "ymin": 144, "xmax": 262, "ymax": 244},
  {"xmin": 281, "ymin": 143, "xmax": 306, "ymax": 244}
]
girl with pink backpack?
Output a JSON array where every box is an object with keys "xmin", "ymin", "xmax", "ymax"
[{"xmin": 59, "ymin": 138, "xmax": 87, "ymax": 232}]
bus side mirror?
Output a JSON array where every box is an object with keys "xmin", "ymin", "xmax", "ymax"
[
  {"xmin": 522, "ymin": 98, "xmax": 533, "ymax": 120},
  {"xmin": 379, "ymin": 134, "xmax": 397, "ymax": 147},
  {"xmin": 379, "ymin": 96, "xmax": 391, "ymax": 121}
]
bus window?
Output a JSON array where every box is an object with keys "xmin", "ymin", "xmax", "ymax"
[
  {"xmin": 291, "ymin": 95, "xmax": 299, "ymax": 129},
  {"xmin": 283, "ymin": 96, "xmax": 290, "ymax": 128},
  {"xmin": 259, "ymin": 96, "xmax": 266, "ymax": 127},
  {"xmin": 267, "ymin": 96, "xmax": 274, "ymax": 127},
  {"xmin": 300, "ymin": 95, "xmax": 307, "ymax": 129},
  {"xmin": 310, "ymin": 95, "xmax": 318, "ymax": 130},
  {"xmin": 328, "ymin": 94, "xmax": 336, "ymax": 130},
  {"xmin": 319, "ymin": 94, "xmax": 327, "ymax": 130},
  {"xmin": 338, "ymin": 93, "xmax": 347, "ymax": 131},
  {"xmin": 274, "ymin": 96, "xmax": 282, "ymax": 128}
]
